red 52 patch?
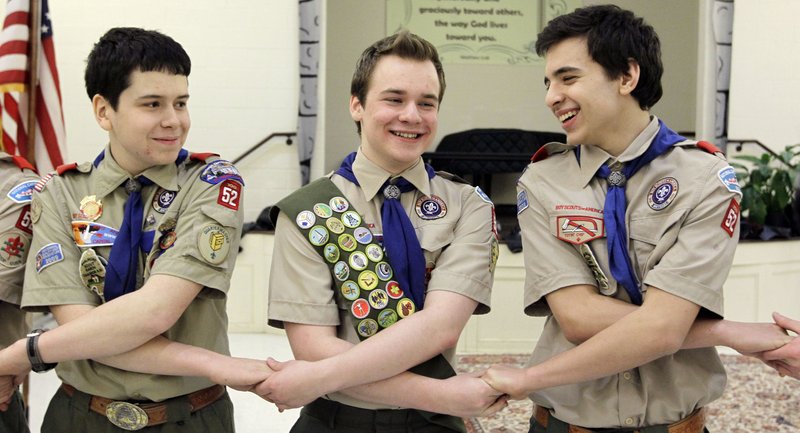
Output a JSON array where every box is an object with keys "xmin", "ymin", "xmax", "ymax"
[
  {"xmin": 15, "ymin": 205, "xmax": 33, "ymax": 234},
  {"xmin": 720, "ymin": 198, "xmax": 740, "ymax": 237},
  {"xmin": 217, "ymin": 179, "xmax": 242, "ymax": 210}
]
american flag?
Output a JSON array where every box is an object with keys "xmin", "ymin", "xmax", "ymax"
[{"xmin": 0, "ymin": 0, "xmax": 65, "ymax": 172}]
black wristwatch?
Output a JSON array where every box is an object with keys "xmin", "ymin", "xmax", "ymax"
[{"xmin": 26, "ymin": 328, "xmax": 57, "ymax": 373}]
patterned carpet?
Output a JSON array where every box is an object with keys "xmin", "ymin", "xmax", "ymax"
[{"xmin": 456, "ymin": 354, "xmax": 800, "ymax": 433}]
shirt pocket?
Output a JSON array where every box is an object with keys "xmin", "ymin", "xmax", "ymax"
[
  {"xmin": 417, "ymin": 224, "xmax": 454, "ymax": 267},
  {"xmin": 628, "ymin": 209, "xmax": 686, "ymax": 273}
]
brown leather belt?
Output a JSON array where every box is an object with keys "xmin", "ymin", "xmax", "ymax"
[
  {"xmin": 534, "ymin": 405, "xmax": 706, "ymax": 433},
  {"xmin": 61, "ymin": 383, "xmax": 225, "ymax": 430}
]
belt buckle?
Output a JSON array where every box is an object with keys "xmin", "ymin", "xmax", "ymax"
[{"xmin": 105, "ymin": 401, "xmax": 149, "ymax": 431}]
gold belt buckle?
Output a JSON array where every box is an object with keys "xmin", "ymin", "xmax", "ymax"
[{"xmin": 105, "ymin": 401, "xmax": 149, "ymax": 431}]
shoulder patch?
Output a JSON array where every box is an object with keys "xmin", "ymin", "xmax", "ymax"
[
  {"xmin": 35, "ymin": 242, "xmax": 64, "ymax": 272},
  {"xmin": 474, "ymin": 186, "xmax": 493, "ymax": 204},
  {"xmin": 200, "ymin": 160, "xmax": 244, "ymax": 186},
  {"xmin": 717, "ymin": 165, "xmax": 742, "ymax": 196},
  {"xmin": 6, "ymin": 180, "xmax": 37, "ymax": 203},
  {"xmin": 517, "ymin": 190, "xmax": 529, "ymax": 215}
]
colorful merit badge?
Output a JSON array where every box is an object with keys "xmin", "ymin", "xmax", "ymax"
[
  {"xmin": 647, "ymin": 177, "xmax": 679, "ymax": 211},
  {"xmin": 353, "ymin": 227, "xmax": 373, "ymax": 244},
  {"xmin": 152, "ymin": 188, "xmax": 177, "ymax": 213},
  {"xmin": 197, "ymin": 224, "xmax": 231, "ymax": 265},
  {"xmin": 313, "ymin": 203, "xmax": 333, "ymax": 218},
  {"xmin": 397, "ymin": 298, "xmax": 416, "ymax": 318},
  {"xmin": 341, "ymin": 211, "xmax": 361, "ymax": 228},
  {"xmin": 556, "ymin": 215, "xmax": 604, "ymax": 244},
  {"xmin": 717, "ymin": 166, "xmax": 742, "ymax": 196},
  {"xmin": 200, "ymin": 160, "xmax": 244, "ymax": 185},
  {"xmin": 296, "ymin": 210, "xmax": 316, "ymax": 229},
  {"xmin": 329, "ymin": 196, "xmax": 349, "ymax": 213},
  {"xmin": 79, "ymin": 249, "xmax": 106, "ymax": 298},
  {"xmin": 6, "ymin": 180, "xmax": 36, "ymax": 203},
  {"xmin": 341, "ymin": 280, "xmax": 360, "ymax": 301},
  {"xmin": 0, "ymin": 231, "xmax": 29, "ymax": 268},
  {"xmin": 72, "ymin": 221, "xmax": 119, "ymax": 247},
  {"xmin": 357, "ymin": 318, "xmax": 379, "ymax": 338},
  {"xmin": 78, "ymin": 195, "xmax": 103, "ymax": 221},
  {"xmin": 35, "ymin": 243, "xmax": 64, "ymax": 273},
  {"xmin": 308, "ymin": 225, "xmax": 329, "ymax": 246},
  {"xmin": 415, "ymin": 195, "xmax": 447, "ymax": 220}
]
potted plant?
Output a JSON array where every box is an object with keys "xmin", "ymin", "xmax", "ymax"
[{"xmin": 730, "ymin": 143, "xmax": 800, "ymax": 240}]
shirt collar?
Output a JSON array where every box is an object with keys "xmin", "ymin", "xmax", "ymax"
[
  {"xmin": 93, "ymin": 146, "xmax": 180, "ymax": 198},
  {"xmin": 352, "ymin": 149, "xmax": 432, "ymax": 201},
  {"xmin": 577, "ymin": 116, "xmax": 661, "ymax": 187}
]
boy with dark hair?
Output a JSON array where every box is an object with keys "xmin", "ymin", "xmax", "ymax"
[
  {"xmin": 261, "ymin": 30, "xmax": 505, "ymax": 432},
  {"xmin": 0, "ymin": 27, "xmax": 270, "ymax": 432},
  {"xmin": 482, "ymin": 5, "xmax": 791, "ymax": 432}
]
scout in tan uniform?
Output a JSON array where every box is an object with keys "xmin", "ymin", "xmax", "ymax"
[
  {"xmin": 0, "ymin": 153, "xmax": 37, "ymax": 433},
  {"xmin": 260, "ymin": 31, "xmax": 506, "ymax": 432},
  {"xmin": 481, "ymin": 5, "xmax": 794, "ymax": 433},
  {"xmin": 0, "ymin": 28, "xmax": 271, "ymax": 433}
]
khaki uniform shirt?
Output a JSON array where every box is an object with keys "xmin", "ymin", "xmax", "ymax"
[
  {"xmin": 268, "ymin": 150, "xmax": 497, "ymax": 410},
  {"xmin": 517, "ymin": 117, "xmax": 740, "ymax": 428},
  {"xmin": 22, "ymin": 147, "xmax": 244, "ymax": 401},
  {"xmin": 0, "ymin": 152, "xmax": 37, "ymax": 349}
]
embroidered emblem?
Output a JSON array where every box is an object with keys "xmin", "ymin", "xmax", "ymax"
[
  {"xmin": 313, "ymin": 203, "xmax": 333, "ymax": 218},
  {"xmin": 0, "ymin": 232, "xmax": 28, "ymax": 268},
  {"xmin": 357, "ymin": 318, "xmax": 379, "ymax": 338},
  {"xmin": 368, "ymin": 289, "xmax": 389, "ymax": 309},
  {"xmin": 378, "ymin": 309, "xmax": 398, "ymax": 328},
  {"xmin": 517, "ymin": 190, "xmax": 529, "ymax": 215},
  {"xmin": 35, "ymin": 243, "xmax": 64, "ymax": 272},
  {"xmin": 365, "ymin": 244, "xmax": 384, "ymax": 262},
  {"xmin": 308, "ymin": 225, "xmax": 329, "ymax": 246},
  {"xmin": 296, "ymin": 210, "xmax": 316, "ymax": 229},
  {"xmin": 217, "ymin": 180, "xmax": 241, "ymax": 210},
  {"xmin": 325, "ymin": 217, "xmax": 345, "ymax": 234},
  {"xmin": 341, "ymin": 211, "xmax": 362, "ymax": 228},
  {"xmin": 717, "ymin": 166, "xmax": 742, "ymax": 196},
  {"xmin": 79, "ymin": 249, "xmax": 106, "ymax": 298},
  {"xmin": 34, "ymin": 172, "xmax": 54, "ymax": 192},
  {"xmin": 338, "ymin": 233, "xmax": 357, "ymax": 252},
  {"xmin": 647, "ymin": 177, "xmax": 679, "ymax": 211},
  {"xmin": 375, "ymin": 261, "xmax": 393, "ymax": 281},
  {"xmin": 6, "ymin": 180, "xmax": 36, "ymax": 203},
  {"xmin": 415, "ymin": 195, "xmax": 447, "ymax": 220},
  {"xmin": 71, "ymin": 221, "xmax": 119, "ymax": 247},
  {"xmin": 397, "ymin": 298, "xmax": 416, "ymax": 318},
  {"xmin": 200, "ymin": 160, "xmax": 243, "ymax": 185},
  {"xmin": 579, "ymin": 243, "xmax": 609, "ymax": 291},
  {"xmin": 78, "ymin": 195, "xmax": 103, "ymax": 221},
  {"xmin": 490, "ymin": 237, "xmax": 499, "ymax": 272},
  {"xmin": 159, "ymin": 231, "xmax": 177, "ymax": 250},
  {"xmin": 333, "ymin": 261, "xmax": 350, "ymax": 281},
  {"xmin": 158, "ymin": 217, "xmax": 177, "ymax": 233},
  {"xmin": 351, "ymin": 298, "xmax": 370, "ymax": 319},
  {"xmin": 341, "ymin": 281, "xmax": 360, "ymax": 301},
  {"xmin": 15, "ymin": 206, "xmax": 33, "ymax": 234},
  {"xmin": 197, "ymin": 224, "xmax": 231, "ymax": 265},
  {"xmin": 329, "ymin": 196, "xmax": 349, "ymax": 213},
  {"xmin": 357, "ymin": 270, "xmax": 379, "ymax": 291},
  {"xmin": 475, "ymin": 186, "xmax": 493, "ymax": 204},
  {"xmin": 353, "ymin": 227, "xmax": 373, "ymax": 244},
  {"xmin": 323, "ymin": 244, "xmax": 340, "ymax": 263},
  {"xmin": 152, "ymin": 188, "xmax": 177, "ymax": 213},
  {"xmin": 31, "ymin": 196, "xmax": 42, "ymax": 224},
  {"xmin": 386, "ymin": 281, "xmax": 403, "ymax": 299},
  {"xmin": 721, "ymin": 198, "xmax": 740, "ymax": 237},
  {"xmin": 348, "ymin": 251, "xmax": 368, "ymax": 271},
  {"xmin": 556, "ymin": 215, "xmax": 605, "ymax": 244}
]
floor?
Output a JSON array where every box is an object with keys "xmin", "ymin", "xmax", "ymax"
[{"xmin": 26, "ymin": 333, "xmax": 301, "ymax": 433}]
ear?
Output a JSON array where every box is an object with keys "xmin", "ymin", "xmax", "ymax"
[
  {"xmin": 349, "ymin": 95, "xmax": 364, "ymax": 122},
  {"xmin": 92, "ymin": 94, "xmax": 114, "ymax": 132},
  {"xmin": 619, "ymin": 59, "xmax": 640, "ymax": 96}
]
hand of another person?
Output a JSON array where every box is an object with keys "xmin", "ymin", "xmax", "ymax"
[
  {"xmin": 253, "ymin": 358, "xmax": 327, "ymax": 411},
  {"xmin": 207, "ymin": 357, "xmax": 274, "ymax": 391},
  {"xmin": 725, "ymin": 321, "xmax": 792, "ymax": 355},
  {"xmin": 430, "ymin": 372, "xmax": 508, "ymax": 418},
  {"xmin": 481, "ymin": 365, "xmax": 532, "ymax": 400},
  {"xmin": 758, "ymin": 312, "xmax": 800, "ymax": 379},
  {"xmin": 0, "ymin": 375, "xmax": 15, "ymax": 411},
  {"xmin": 0, "ymin": 340, "xmax": 32, "ymax": 378}
]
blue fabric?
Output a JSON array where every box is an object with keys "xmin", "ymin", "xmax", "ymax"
[
  {"xmin": 96, "ymin": 149, "xmax": 189, "ymax": 301},
  {"xmin": 335, "ymin": 152, "xmax": 435, "ymax": 309},
  {"xmin": 579, "ymin": 121, "xmax": 685, "ymax": 305}
]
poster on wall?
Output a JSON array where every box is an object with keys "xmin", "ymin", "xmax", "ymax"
[{"xmin": 386, "ymin": 0, "xmax": 580, "ymax": 65}]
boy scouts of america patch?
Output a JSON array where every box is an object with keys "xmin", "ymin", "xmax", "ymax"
[
  {"xmin": 197, "ymin": 224, "xmax": 231, "ymax": 265},
  {"xmin": 35, "ymin": 242, "xmax": 64, "ymax": 272},
  {"xmin": 556, "ymin": 215, "xmax": 604, "ymax": 244},
  {"xmin": 152, "ymin": 188, "xmax": 177, "ymax": 213},
  {"xmin": 0, "ymin": 231, "xmax": 29, "ymax": 268},
  {"xmin": 200, "ymin": 160, "xmax": 244, "ymax": 186},
  {"xmin": 647, "ymin": 177, "xmax": 678, "ymax": 211},
  {"xmin": 415, "ymin": 195, "xmax": 447, "ymax": 220},
  {"xmin": 6, "ymin": 180, "xmax": 36, "ymax": 203},
  {"xmin": 79, "ymin": 249, "xmax": 106, "ymax": 298}
]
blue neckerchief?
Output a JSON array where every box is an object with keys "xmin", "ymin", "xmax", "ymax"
[
  {"xmin": 98, "ymin": 149, "xmax": 188, "ymax": 301},
  {"xmin": 335, "ymin": 152, "xmax": 435, "ymax": 309},
  {"xmin": 576, "ymin": 121, "xmax": 685, "ymax": 305}
]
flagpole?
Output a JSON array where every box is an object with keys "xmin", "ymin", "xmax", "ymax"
[{"xmin": 25, "ymin": 0, "xmax": 41, "ymax": 167}]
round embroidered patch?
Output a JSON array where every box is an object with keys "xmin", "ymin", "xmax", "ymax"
[
  {"xmin": 197, "ymin": 224, "xmax": 231, "ymax": 265},
  {"xmin": 341, "ymin": 280, "xmax": 360, "ymax": 301},
  {"xmin": 308, "ymin": 225, "xmax": 329, "ymax": 246},
  {"xmin": 415, "ymin": 195, "xmax": 447, "ymax": 220},
  {"xmin": 338, "ymin": 234, "xmax": 357, "ymax": 252},
  {"xmin": 357, "ymin": 318, "xmax": 379, "ymax": 338},
  {"xmin": 325, "ymin": 217, "xmax": 345, "ymax": 234},
  {"xmin": 396, "ymin": 298, "xmax": 416, "ymax": 318},
  {"xmin": 377, "ymin": 309, "xmax": 398, "ymax": 328},
  {"xmin": 324, "ymin": 243, "xmax": 340, "ymax": 263},
  {"xmin": 333, "ymin": 261, "xmax": 350, "ymax": 281},
  {"xmin": 348, "ymin": 251, "xmax": 368, "ymax": 271},
  {"xmin": 351, "ymin": 299, "xmax": 370, "ymax": 319},
  {"xmin": 0, "ymin": 231, "xmax": 29, "ymax": 268},
  {"xmin": 152, "ymin": 189, "xmax": 176, "ymax": 213},
  {"xmin": 353, "ymin": 227, "xmax": 373, "ymax": 244},
  {"xmin": 357, "ymin": 270, "xmax": 379, "ymax": 291},
  {"xmin": 368, "ymin": 289, "xmax": 389, "ymax": 309},
  {"xmin": 647, "ymin": 177, "xmax": 679, "ymax": 210},
  {"xmin": 375, "ymin": 261, "xmax": 393, "ymax": 281},
  {"xmin": 385, "ymin": 281, "xmax": 403, "ymax": 299},
  {"xmin": 329, "ymin": 196, "xmax": 349, "ymax": 213},
  {"xmin": 341, "ymin": 211, "xmax": 362, "ymax": 228},
  {"xmin": 365, "ymin": 244, "xmax": 384, "ymax": 262},
  {"xmin": 296, "ymin": 210, "xmax": 316, "ymax": 229},
  {"xmin": 313, "ymin": 203, "xmax": 333, "ymax": 218}
]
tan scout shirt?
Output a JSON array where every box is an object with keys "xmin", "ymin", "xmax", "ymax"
[
  {"xmin": 22, "ymin": 147, "xmax": 244, "ymax": 401},
  {"xmin": 0, "ymin": 153, "xmax": 38, "ymax": 348},
  {"xmin": 269, "ymin": 150, "xmax": 497, "ymax": 410},
  {"xmin": 517, "ymin": 117, "xmax": 739, "ymax": 428}
]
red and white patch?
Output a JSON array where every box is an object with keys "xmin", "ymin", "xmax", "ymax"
[
  {"xmin": 217, "ymin": 179, "xmax": 241, "ymax": 210},
  {"xmin": 556, "ymin": 215, "xmax": 605, "ymax": 244},
  {"xmin": 721, "ymin": 198, "xmax": 740, "ymax": 237},
  {"xmin": 15, "ymin": 206, "xmax": 33, "ymax": 234}
]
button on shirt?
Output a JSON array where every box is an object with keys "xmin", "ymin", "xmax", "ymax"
[{"xmin": 517, "ymin": 117, "xmax": 738, "ymax": 427}]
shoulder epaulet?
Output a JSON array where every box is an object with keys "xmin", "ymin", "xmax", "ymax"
[
  {"xmin": 9, "ymin": 155, "xmax": 36, "ymax": 173},
  {"xmin": 56, "ymin": 162, "xmax": 79, "ymax": 175},
  {"xmin": 190, "ymin": 152, "xmax": 219, "ymax": 162},
  {"xmin": 696, "ymin": 140, "xmax": 722, "ymax": 154},
  {"xmin": 434, "ymin": 171, "xmax": 470, "ymax": 185},
  {"xmin": 531, "ymin": 141, "xmax": 573, "ymax": 163}
]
